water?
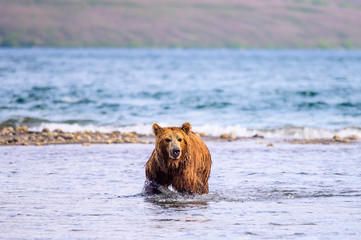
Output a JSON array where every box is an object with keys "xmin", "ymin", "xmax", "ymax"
[
  {"xmin": 1, "ymin": 142, "xmax": 360, "ymax": 239},
  {"xmin": 1, "ymin": 49, "xmax": 361, "ymax": 239},
  {"xmin": 1, "ymin": 49, "xmax": 361, "ymax": 138}
]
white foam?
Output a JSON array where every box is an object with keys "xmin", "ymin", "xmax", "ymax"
[
  {"xmin": 29, "ymin": 123, "xmax": 361, "ymax": 139},
  {"xmin": 60, "ymin": 97, "xmax": 80, "ymax": 103},
  {"xmin": 195, "ymin": 124, "xmax": 361, "ymax": 139},
  {"xmin": 29, "ymin": 123, "xmax": 119, "ymax": 133},
  {"xmin": 29, "ymin": 122, "xmax": 167, "ymax": 135}
]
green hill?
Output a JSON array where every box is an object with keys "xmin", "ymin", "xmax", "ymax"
[{"xmin": 0, "ymin": 0, "xmax": 361, "ymax": 48}]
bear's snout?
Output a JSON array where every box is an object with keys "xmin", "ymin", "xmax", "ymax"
[{"xmin": 170, "ymin": 147, "xmax": 181, "ymax": 159}]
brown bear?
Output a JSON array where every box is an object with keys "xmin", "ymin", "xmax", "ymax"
[{"xmin": 145, "ymin": 122, "xmax": 212, "ymax": 194}]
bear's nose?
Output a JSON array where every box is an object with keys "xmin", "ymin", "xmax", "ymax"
[{"xmin": 172, "ymin": 148, "xmax": 180, "ymax": 156}]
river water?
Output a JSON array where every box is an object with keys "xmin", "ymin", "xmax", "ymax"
[{"xmin": 1, "ymin": 141, "xmax": 360, "ymax": 239}]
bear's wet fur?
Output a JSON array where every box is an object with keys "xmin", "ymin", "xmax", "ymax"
[{"xmin": 145, "ymin": 122, "xmax": 212, "ymax": 194}]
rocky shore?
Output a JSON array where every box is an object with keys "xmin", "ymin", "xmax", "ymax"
[
  {"xmin": 288, "ymin": 135, "xmax": 360, "ymax": 144},
  {"xmin": 0, "ymin": 126, "xmax": 359, "ymax": 146},
  {"xmin": 0, "ymin": 126, "xmax": 148, "ymax": 146}
]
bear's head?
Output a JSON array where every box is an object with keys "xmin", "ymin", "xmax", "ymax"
[{"xmin": 152, "ymin": 122, "xmax": 191, "ymax": 168}]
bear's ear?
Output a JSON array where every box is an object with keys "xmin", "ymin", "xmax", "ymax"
[
  {"xmin": 152, "ymin": 122, "xmax": 163, "ymax": 136},
  {"xmin": 181, "ymin": 122, "xmax": 191, "ymax": 135}
]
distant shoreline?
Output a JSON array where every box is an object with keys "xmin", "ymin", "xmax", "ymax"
[
  {"xmin": 1, "ymin": 46, "xmax": 361, "ymax": 50},
  {"xmin": 1, "ymin": 1, "xmax": 361, "ymax": 49}
]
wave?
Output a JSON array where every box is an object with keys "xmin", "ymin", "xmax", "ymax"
[
  {"xmin": 23, "ymin": 122, "xmax": 361, "ymax": 139},
  {"xmin": 1, "ymin": 116, "xmax": 360, "ymax": 139},
  {"xmin": 27, "ymin": 122, "xmax": 168, "ymax": 135},
  {"xmin": 194, "ymin": 124, "xmax": 361, "ymax": 139}
]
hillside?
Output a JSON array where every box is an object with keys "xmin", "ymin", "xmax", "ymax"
[{"xmin": 0, "ymin": 0, "xmax": 361, "ymax": 48}]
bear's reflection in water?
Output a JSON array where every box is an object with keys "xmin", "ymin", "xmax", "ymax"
[
  {"xmin": 145, "ymin": 191, "xmax": 211, "ymax": 225},
  {"xmin": 144, "ymin": 184, "xmax": 209, "ymax": 209}
]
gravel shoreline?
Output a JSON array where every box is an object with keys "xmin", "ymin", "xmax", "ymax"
[
  {"xmin": 0, "ymin": 126, "xmax": 359, "ymax": 146},
  {"xmin": 0, "ymin": 126, "xmax": 146, "ymax": 146}
]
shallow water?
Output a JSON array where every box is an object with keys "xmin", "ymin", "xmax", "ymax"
[{"xmin": 1, "ymin": 141, "xmax": 360, "ymax": 239}]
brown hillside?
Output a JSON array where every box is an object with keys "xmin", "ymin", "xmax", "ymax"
[{"xmin": 0, "ymin": 0, "xmax": 360, "ymax": 48}]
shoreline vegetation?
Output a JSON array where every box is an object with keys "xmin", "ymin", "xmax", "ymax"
[
  {"xmin": 0, "ymin": 126, "xmax": 359, "ymax": 146},
  {"xmin": 1, "ymin": 0, "xmax": 361, "ymax": 49}
]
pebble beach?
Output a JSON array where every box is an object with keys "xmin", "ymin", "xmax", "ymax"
[{"xmin": 1, "ymin": 125, "xmax": 359, "ymax": 146}]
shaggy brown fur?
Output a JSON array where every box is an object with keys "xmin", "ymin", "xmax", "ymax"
[{"xmin": 145, "ymin": 122, "xmax": 212, "ymax": 194}]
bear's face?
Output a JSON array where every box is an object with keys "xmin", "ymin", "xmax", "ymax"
[{"xmin": 153, "ymin": 122, "xmax": 191, "ymax": 162}]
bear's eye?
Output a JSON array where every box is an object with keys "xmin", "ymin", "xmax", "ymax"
[
  {"xmin": 178, "ymin": 138, "xmax": 182, "ymax": 142},
  {"xmin": 165, "ymin": 139, "xmax": 171, "ymax": 143}
]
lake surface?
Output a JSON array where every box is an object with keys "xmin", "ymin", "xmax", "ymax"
[
  {"xmin": 1, "ymin": 142, "xmax": 360, "ymax": 239},
  {"xmin": 1, "ymin": 49, "xmax": 361, "ymax": 138}
]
